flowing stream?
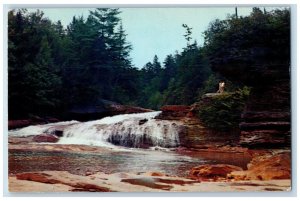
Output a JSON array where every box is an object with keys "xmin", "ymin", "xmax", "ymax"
[
  {"xmin": 9, "ymin": 112, "xmax": 251, "ymax": 176},
  {"xmin": 9, "ymin": 111, "xmax": 183, "ymax": 148}
]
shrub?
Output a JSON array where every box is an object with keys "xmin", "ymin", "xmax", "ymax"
[{"xmin": 198, "ymin": 86, "xmax": 251, "ymax": 131}]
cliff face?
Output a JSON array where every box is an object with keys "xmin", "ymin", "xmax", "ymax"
[
  {"xmin": 178, "ymin": 118, "xmax": 240, "ymax": 149},
  {"xmin": 156, "ymin": 105, "xmax": 240, "ymax": 148},
  {"xmin": 239, "ymin": 80, "xmax": 291, "ymax": 148},
  {"xmin": 158, "ymin": 77, "xmax": 291, "ymax": 149}
]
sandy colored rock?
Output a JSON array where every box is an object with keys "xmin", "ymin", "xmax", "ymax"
[
  {"xmin": 15, "ymin": 171, "xmax": 112, "ymax": 192},
  {"xmin": 189, "ymin": 164, "xmax": 243, "ymax": 180},
  {"xmin": 228, "ymin": 152, "xmax": 291, "ymax": 180},
  {"xmin": 9, "ymin": 177, "xmax": 72, "ymax": 192},
  {"xmin": 9, "ymin": 170, "xmax": 291, "ymax": 192}
]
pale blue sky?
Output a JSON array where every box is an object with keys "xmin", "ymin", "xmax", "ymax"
[{"xmin": 27, "ymin": 7, "xmax": 283, "ymax": 68}]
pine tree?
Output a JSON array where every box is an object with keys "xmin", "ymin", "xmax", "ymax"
[{"xmin": 8, "ymin": 9, "xmax": 63, "ymax": 118}]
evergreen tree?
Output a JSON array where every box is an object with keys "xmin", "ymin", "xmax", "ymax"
[
  {"xmin": 203, "ymin": 8, "xmax": 290, "ymax": 85},
  {"xmin": 8, "ymin": 9, "xmax": 63, "ymax": 118}
]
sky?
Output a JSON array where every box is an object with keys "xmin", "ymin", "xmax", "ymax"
[{"xmin": 27, "ymin": 7, "xmax": 283, "ymax": 68}]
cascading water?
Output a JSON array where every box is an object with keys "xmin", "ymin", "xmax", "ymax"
[
  {"xmin": 9, "ymin": 112, "xmax": 184, "ymax": 149},
  {"xmin": 9, "ymin": 120, "xmax": 80, "ymax": 137}
]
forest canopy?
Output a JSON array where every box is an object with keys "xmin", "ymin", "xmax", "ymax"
[{"xmin": 8, "ymin": 7, "xmax": 290, "ymax": 119}]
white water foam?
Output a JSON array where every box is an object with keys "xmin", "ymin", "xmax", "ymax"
[
  {"xmin": 9, "ymin": 111, "xmax": 183, "ymax": 149},
  {"xmin": 9, "ymin": 120, "xmax": 79, "ymax": 137}
]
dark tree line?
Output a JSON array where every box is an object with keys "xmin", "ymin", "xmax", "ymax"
[
  {"xmin": 203, "ymin": 8, "xmax": 290, "ymax": 85},
  {"xmin": 137, "ymin": 7, "xmax": 290, "ymax": 110},
  {"xmin": 8, "ymin": 8, "xmax": 139, "ymax": 118},
  {"xmin": 8, "ymin": 7, "xmax": 290, "ymax": 119}
]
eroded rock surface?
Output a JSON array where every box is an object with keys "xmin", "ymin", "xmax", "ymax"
[
  {"xmin": 189, "ymin": 164, "xmax": 243, "ymax": 181},
  {"xmin": 228, "ymin": 151, "xmax": 291, "ymax": 181},
  {"xmin": 9, "ymin": 170, "xmax": 291, "ymax": 192}
]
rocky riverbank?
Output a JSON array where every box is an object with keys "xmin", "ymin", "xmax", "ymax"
[
  {"xmin": 9, "ymin": 170, "xmax": 291, "ymax": 192},
  {"xmin": 7, "ymin": 102, "xmax": 291, "ymax": 193},
  {"xmin": 8, "ymin": 136, "xmax": 291, "ymax": 192}
]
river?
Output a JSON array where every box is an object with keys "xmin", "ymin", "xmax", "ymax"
[{"xmin": 8, "ymin": 112, "xmax": 251, "ymax": 177}]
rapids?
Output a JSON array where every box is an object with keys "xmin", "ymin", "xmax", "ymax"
[{"xmin": 9, "ymin": 112, "xmax": 184, "ymax": 149}]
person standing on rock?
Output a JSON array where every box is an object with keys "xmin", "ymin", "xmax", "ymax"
[{"xmin": 217, "ymin": 81, "xmax": 225, "ymax": 93}]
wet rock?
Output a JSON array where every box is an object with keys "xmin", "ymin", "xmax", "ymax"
[
  {"xmin": 53, "ymin": 130, "xmax": 64, "ymax": 137},
  {"xmin": 189, "ymin": 164, "xmax": 243, "ymax": 180},
  {"xmin": 228, "ymin": 152, "xmax": 291, "ymax": 180},
  {"xmin": 156, "ymin": 105, "xmax": 191, "ymax": 120},
  {"xmin": 32, "ymin": 134, "xmax": 59, "ymax": 143},
  {"xmin": 44, "ymin": 127, "xmax": 65, "ymax": 137},
  {"xmin": 138, "ymin": 119, "xmax": 148, "ymax": 125}
]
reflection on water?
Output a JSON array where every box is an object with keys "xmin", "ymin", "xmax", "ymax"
[{"xmin": 9, "ymin": 148, "xmax": 251, "ymax": 177}]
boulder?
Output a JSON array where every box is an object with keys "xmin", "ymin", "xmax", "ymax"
[
  {"xmin": 45, "ymin": 126, "xmax": 69, "ymax": 137},
  {"xmin": 33, "ymin": 134, "xmax": 59, "ymax": 143},
  {"xmin": 228, "ymin": 152, "xmax": 291, "ymax": 180},
  {"xmin": 189, "ymin": 164, "xmax": 243, "ymax": 180},
  {"xmin": 138, "ymin": 119, "xmax": 148, "ymax": 125}
]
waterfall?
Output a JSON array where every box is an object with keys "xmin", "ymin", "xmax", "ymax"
[
  {"xmin": 9, "ymin": 112, "xmax": 184, "ymax": 148},
  {"xmin": 9, "ymin": 120, "xmax": 80, "ymax": 137}
]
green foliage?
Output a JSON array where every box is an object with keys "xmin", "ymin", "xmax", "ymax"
[
  {"xmin": 8, "ymin": 9, "xmax": 63, "ymax": 118},
  {"xmin": 198, "ymin": 87, "xmax": 251, "ymax": 131},
  {"xmin": 8, "ymin": 7, "xmax": 290, "ymax": 120},
  {"xmin": 138, "ymin": 44, "xmax": 212, "ymax": 109},
  {"xmin": 161, "ymin": 45, "xmax": 212, "ymax": 105},
  {"xmin": 63, "ymin": 8, "xmax": 135, "ymax": 106},
  {"xmin": 203, "ymin": 8, "xmax": 290, "ymax": 85},
  {"xmin": 8, "ymin": 8, "xmax": 137, "ymax": 118}
]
